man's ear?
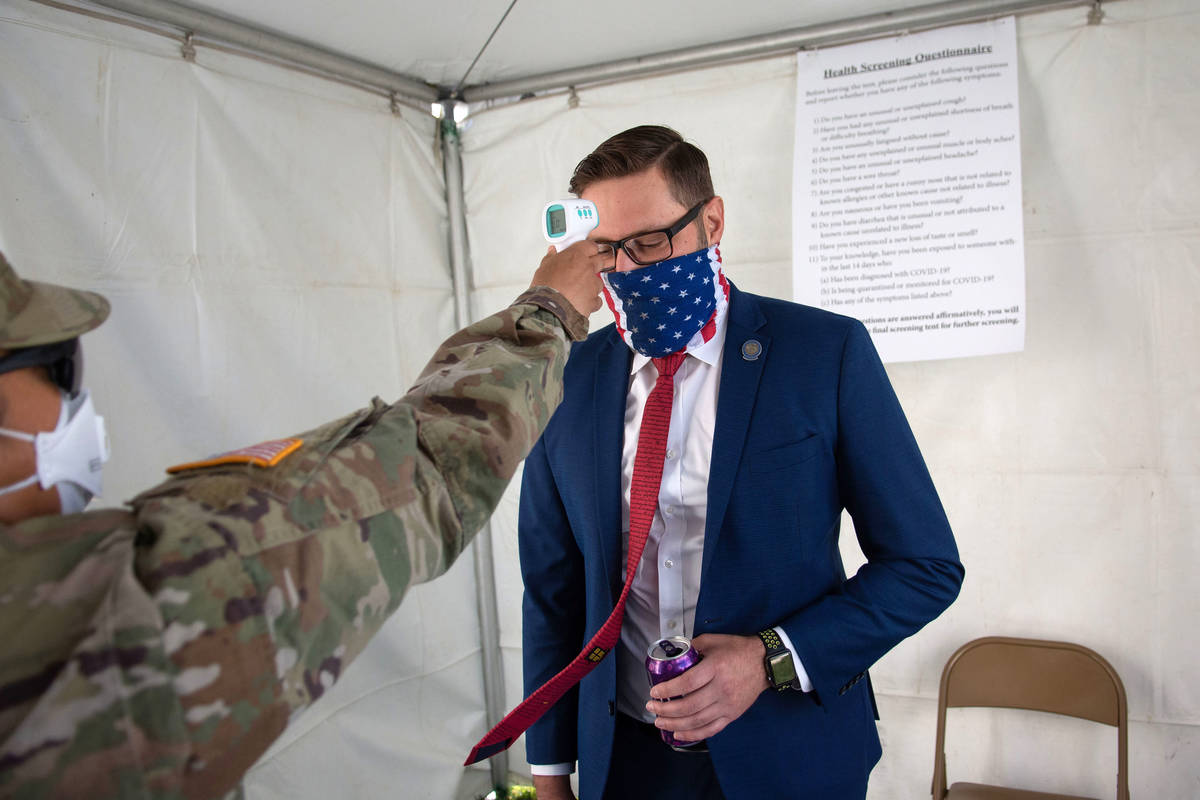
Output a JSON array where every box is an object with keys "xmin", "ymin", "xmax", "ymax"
[{"xmin": 703, "ymin": 196, "xmax": 725, "ymax": 244}]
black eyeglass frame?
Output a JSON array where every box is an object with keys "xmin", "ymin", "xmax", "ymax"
[{"xmin": 595, "ymin": 197, "xmax": 713, "ymax": 271}]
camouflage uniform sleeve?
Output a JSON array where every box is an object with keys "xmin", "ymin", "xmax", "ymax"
[
  {"xmin": 405, "ymin": 286, "xmax": 586, "ymax": 543},
  {"xmin": 0, "ymin": 511, "xmax": 190, "ymax": 798},
  {"xmin": 0, "ymin": 294, "xmax": 586, "ymax": 799}
]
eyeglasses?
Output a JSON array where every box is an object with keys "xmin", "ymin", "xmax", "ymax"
[{"xmin": 596, "ymin": 198, "xmax": 712, "ymax": 271}]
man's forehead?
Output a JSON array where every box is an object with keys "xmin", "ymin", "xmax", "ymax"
[{"xmin": 583, "ymin": 175, "xmax": 687, "ymax": 239}]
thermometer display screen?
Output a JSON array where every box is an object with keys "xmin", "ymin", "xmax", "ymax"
[
  {"xmin": 542, "ymin": 199, "xmax": 596, "ymax": 251},
  {"xmin": 547, "ymin": 207, "xmax": 567, "ymax": 236}
]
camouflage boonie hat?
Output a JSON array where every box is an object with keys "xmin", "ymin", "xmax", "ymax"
[{"xmin": 0, "ymin": 250, "xmax": 110, "ymax": 349}]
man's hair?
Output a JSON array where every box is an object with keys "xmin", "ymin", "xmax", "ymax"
[{"xmin": 569, "ymin": 125, "xmax": 714, "ymax": 206}]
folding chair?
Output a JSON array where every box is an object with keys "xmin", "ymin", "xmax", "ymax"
[{"xmin": 932, "ymin": 636, "xmax": 1129, "ymax": 800}]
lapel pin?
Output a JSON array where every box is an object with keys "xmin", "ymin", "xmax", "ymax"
[{"xmin": 741, "ymin": 339, "xmax": 763, "ymax": 361}]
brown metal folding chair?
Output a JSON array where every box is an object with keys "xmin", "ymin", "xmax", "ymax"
[{"xmin": 932, "ymin": 636, "xmax": 1130, "ymax": 800}]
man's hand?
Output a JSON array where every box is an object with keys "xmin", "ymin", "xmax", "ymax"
[
  {"xmin": 532, "ymin": 774, "xmax": 576, "ymax": 800},
  {"xmin": 529, "ymin": 242, "xmax": 606, "ymax": 315},
  {"xmin": 645, "ymin": 633, "xmax": 769, "ymax": 742}
]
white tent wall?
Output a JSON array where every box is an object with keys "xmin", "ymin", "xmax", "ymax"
[
  {"xmin": 0, "ymin": 2, "xmax": 493, "ymax": 799},
  {"xmin": 2, "ymin": 0, "xmax": 1198, "ymax": 797},
  {"xmin": 463, "ymin": 1, "xmax": 1198, "ymax": 797}
]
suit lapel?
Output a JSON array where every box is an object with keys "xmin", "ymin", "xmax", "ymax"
[
  {"xmin": 702, "ymin": 286, "xmax": 769, "ymax": 586},
  {"xmin": 593, "ymin": 329, "xmax": 631, "ymax": 595}
]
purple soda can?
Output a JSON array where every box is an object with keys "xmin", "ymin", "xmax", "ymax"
[{"xmin": 645, "ymin": 636, "xmax": 705, "ymax": 751}]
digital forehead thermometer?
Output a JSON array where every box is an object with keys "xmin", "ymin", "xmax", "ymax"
[{"xmin": 543, "ymin": 199, "xmax": 598, "ymax": 251}]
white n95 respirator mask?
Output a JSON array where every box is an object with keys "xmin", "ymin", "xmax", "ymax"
[{"xmin": 0, "ymin": 389, "xmax": 110, "ymax": 514}]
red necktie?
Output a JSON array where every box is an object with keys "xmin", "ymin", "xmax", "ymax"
[{"xmin": 464, "ymin": 351, "xmax": 687, "ymax": 765}]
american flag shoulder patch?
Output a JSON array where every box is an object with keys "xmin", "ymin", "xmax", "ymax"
[{"xmin": 166, "ymin": 437, "xmax": 304, "ymax": 474}]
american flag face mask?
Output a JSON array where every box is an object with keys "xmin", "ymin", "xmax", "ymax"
[{"xmin": 600, "ymin": 244, "xmax": 729, "ymax": 358}]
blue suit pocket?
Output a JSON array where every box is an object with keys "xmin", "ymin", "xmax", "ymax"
[{"xmin": 748, "ymin": 434, "xmax": 823, "ymax": 474}]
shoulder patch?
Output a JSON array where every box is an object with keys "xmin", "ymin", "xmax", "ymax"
[{"xmin": 165, "ymin": 437, "xmax": 304, "ymax": 474}]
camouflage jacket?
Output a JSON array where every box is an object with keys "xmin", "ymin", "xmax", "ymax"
[{"xmin": 0, "ymin": 288, "xmax": 587, "ymax": 799}]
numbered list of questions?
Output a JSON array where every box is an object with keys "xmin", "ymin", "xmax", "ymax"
[{"xmin": 793, "ymin": 17, "xmax": 1025, "ymax": 363}]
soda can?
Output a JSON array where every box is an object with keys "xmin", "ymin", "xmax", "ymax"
[{"xmin": 645, "ymin": 636, "xmax": 705, "ymax": 751}]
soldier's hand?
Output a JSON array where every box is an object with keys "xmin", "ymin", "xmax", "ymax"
[{"xmin": 530, "ymin": 242, "xmax": 606, "ymax": 315}]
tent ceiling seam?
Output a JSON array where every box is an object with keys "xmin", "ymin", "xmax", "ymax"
[
  {"xmin": 458, "ymin": 0, "xmax": 1115, "ymax": 103},
  {"xmin": 23, "ymin": 0, "xmax": 1120, "ymax": 114},
  {"xmin": 450, "ymin": 0, "xmax": 519, "ymax": 98},
  {"xmin": 29, "ymin": 0, "xmax": 188, "ymax": 44},
  {"xmin": 33, "ymin": 0, "xmax": 428, "ymax": 108},
  {"xmin": 37, "ymin": 0, "xmax": 440, "ymax": 105}
]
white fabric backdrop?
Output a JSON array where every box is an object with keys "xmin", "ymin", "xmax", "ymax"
[
  {"xmin": 0, "ymin": 2, "xmax": 492, "ymax": 798},
  {"xmin": 462, "ymin": 2, "xmax": 1199, "ymax": 797}
]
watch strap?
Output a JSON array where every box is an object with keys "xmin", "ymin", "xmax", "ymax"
[
  {"xmin": 757, "ymin": 629, "xmax": 797, "ymax": 691},
  {"xmin": 758, "ymin": 628, "xmax": 784, "ymax": 654}
]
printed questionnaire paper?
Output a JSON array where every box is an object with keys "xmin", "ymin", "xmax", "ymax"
[{"xmin": 793, "ymin": 17, "xmax": 1026, "ymax": 363}]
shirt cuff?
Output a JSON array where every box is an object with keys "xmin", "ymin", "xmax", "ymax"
[
  {"xmin": 773, "ymin": 626, "xmax": 814, "ymax": 693},
  {"xmin": 529, "ymin": 762, "xmax": 575, "ymax": 776}
]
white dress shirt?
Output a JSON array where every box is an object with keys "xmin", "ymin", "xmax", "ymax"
[
  {"xmin": 615, "ymin": 312, "xmax": 726, "ymax": 722},
  {"xmin": 530, "ymin": 311, "xmax": 811, "ymax": 776}
]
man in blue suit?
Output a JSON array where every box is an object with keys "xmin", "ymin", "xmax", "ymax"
[{"xmin": 521, "ymin": 126, "xmax": 963, "ymax": 800}]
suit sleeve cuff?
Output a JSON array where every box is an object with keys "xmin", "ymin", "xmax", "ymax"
[
  {"xmin": 773, "ymin": 626, "xmax": 814, "ymax": 693},
  {"xmin": 529, "ymin": 762, "xmax": 576, "ymax": 776}
]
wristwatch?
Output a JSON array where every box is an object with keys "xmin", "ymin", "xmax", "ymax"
[{"xmin": 757, "ymin": 629, "xmax": 801, "ymax": 691}]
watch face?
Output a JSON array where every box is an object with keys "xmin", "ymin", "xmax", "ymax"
[{"xmin": 768, "ymin": 652, "xmax": 798, "ymax": 687}]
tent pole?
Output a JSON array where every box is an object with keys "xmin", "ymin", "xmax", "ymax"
[
  {"xmin": 442, "ymin": 112, "xmax": 472, "ymax": 333},
  {"xmin": 82, "ymin": 0, "xmax": 438, "ymax": 104},
  {"xmin": 441, "ymin": 103, "xmax": 510, "ymax": 792},
  {"xmin": 461, "ymin": 0, "xmax": 1100, "ymax": 102}
]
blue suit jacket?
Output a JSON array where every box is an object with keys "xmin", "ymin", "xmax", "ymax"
[{"xmin": 519, "ymin": 284, "xmax": 963, "ymax": 799}]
